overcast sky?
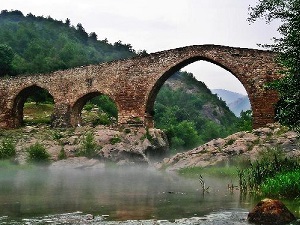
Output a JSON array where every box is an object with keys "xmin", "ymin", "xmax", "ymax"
[{"xmin": 1, "ymin": 0, "xmax": 280, "ymax": 94}]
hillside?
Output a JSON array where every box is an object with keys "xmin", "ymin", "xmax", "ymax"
[
  {"xmin": 212, "ymin": 89, "xmax": 251, "ymax": 116},
  {"xmin": 0, "ymin": 10, "xmax": 246, "ymax": 155},
  {"xmin": 0, "ymin": 10, "xmax": 139, "ymax": 76},
  {"xmin": 154, "ymin": 72, "xmax": 240, "ymax": 152}
]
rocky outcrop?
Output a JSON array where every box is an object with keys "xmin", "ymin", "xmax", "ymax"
[
  {"xmin": 159, "ymin": 123, "xmax": 299, "ymax": 170},
  {"xmin": 248, "ymin": 198, "xmax": 296, "ymax": 224},
  {"xmin": 1, "ymin": 125, "xmax": 168, "ymax": 165}
]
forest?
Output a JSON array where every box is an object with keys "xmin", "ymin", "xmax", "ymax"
[{"xmin": 0, "ymin": 10, "xmax": 251, "ymax": 152}]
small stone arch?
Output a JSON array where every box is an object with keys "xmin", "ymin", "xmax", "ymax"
[
  {"xmin": 145, "ymin": 56, "xmax": 250, "ymax": 127},
  {"xmin": 70, "ymin": 91, "xmax": 119, "ymax": 127},
  {"xmin": 11, "ymin": 85, "xmax": 55, "ymax": 127}
]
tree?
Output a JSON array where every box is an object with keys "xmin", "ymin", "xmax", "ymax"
[
  {"xmin": 248, "ymin": 0, "xmax": 300, "ymax": 131},
  {"xmin": 0, "ymin": 44, "xmax": 14, "ymax": 76}
]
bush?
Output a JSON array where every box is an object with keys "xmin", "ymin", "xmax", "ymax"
[
  {"xmin": 110, "ymin": 136, "xmax": 121, "ymax": 145},
  {"xmin": 26, "ymin": 142, "xmax": 50, "ymax": 163},
  {"xmin": 0, "ymin": 139, "xmax": 16, "ymax": 159},
  {"xmin": 92, "ymin": 113, "xmax": 110, "ymax": 126},
  {"xmin": 58, "ymin": 146, "xmax": 67, "ymax": 160},
  {"xmin": 77, "ymin": 132, "xmax": 99, "ymax": 157}
]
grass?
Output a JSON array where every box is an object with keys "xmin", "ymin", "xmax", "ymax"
[
  {"xmin": 23, "ymin": 102, "xmax": 54, "ymax": 125},
  {"xmin": 238, "ymin": 147, "xmax": 300, "ymax": 194},
  {"xmin": 261, "ymin": 170, "xmax": 300, "ymax": 198},
  {"xmin": 0, "ymin": 138, "xmax": 16, "ymax": 159},
  {"xmin": 178, "ymin": 166, "xmax": 238, "ymax": 178}
]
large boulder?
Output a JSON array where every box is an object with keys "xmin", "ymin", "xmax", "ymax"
[{"xmin": 248, "ymin": 198, "xmax": 296, "ymax": 224}]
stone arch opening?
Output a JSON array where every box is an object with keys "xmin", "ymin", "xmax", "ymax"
[
  {"xmin": 12, "ymin": 85, "xmax": 54, "ymax": 126},
  {"xmin": 146, "ymin": 56, "xmax": 251, "ymax": 119},
  {"xmin": 71, "ymin": 92, "xmax": 118, "ymax": 127},
  {"xmin": 147, "ymin": 57, "xmax": 252, "ymax": 151}
]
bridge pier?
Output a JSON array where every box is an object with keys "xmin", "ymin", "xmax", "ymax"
[{"xmin": 51, "ymin": 103, "xmax": 72, "ymax": 128}]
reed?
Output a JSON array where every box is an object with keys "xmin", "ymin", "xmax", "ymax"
[{"xmin": 238, "ymin": 147, "xmax": 300, "ymax": 194}]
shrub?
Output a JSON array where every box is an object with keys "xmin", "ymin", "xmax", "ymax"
[
  {"xmin": 58, "ymin": 146, "xmax": 67, "ymax": 160},
  {"xmin": 92, "ymin": 113, "xmax": 110, "ymax": 126},
  {"xmin": 83, "ymin": 103, "xmax": 94, "ymax": 112},
  {"xmin": 77, "ymin": 132, "xmax": 99, "ymax": 157},
  {"xmin": 110, "ymin": 136, "xmax": 121, "ymax": 145},
  {"xmin": 26, "ymin": 142, "xmax": 50, "ymax": 163},
  {"xmin": 0, "ymin": 138, "xmax": 16, "ymax": 159}
]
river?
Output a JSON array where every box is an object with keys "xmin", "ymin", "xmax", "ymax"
[{"xmin": 0, "ymin": 165, "xmax": 299, "ymax": 224}]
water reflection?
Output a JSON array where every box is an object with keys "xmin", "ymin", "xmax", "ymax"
[{"xmin": 0, "ymin": 165, "xmax": 259, "ymax": 222}]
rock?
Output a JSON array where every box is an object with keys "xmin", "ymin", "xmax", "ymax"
[
  {"xmin": 248, "ymin": 198, "xmax": 296, "ymax": 224},
  {"xmin": 158, "ymin": 123, "xmax": 300, "ymax": 170}
]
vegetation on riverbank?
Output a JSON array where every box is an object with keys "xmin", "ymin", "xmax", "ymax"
[
  {"xmin": 178, "ymin": 166, "xmax": 238, "ymax": 178},
  {"xmin": 238, "ymin": 147, "xmax": 300, "ymax": 195}
]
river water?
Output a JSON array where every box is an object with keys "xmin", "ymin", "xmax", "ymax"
[{"xmin": 0, "ymin": 165, "xmax": 299, "ymax": 224}]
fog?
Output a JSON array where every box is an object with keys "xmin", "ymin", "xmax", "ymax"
[{"xmin": 0, "ymin": 165, "xmax": 245, "ymax": 222}]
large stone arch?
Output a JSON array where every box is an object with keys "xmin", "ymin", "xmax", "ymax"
[
  {"xmin": 145, "ymin": 56, "xmax": 244, "ymax": 126},
  {"xmin": 70, "ymin": 91, "xmax": 119, "ymax": 127},
  {"xmin": 11, "ymin": 85, "xmax": 55, "ymax": 127},
  {"xmin": 141, "ymin": 46, "xmax": 281, "ymax": 129}
]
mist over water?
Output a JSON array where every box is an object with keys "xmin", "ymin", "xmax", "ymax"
[{"xmin": 0, "ymin": 165, "xmax": 258, "ymax": 223}]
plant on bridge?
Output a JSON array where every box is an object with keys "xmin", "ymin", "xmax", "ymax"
[{"xmin": 249, "ymin": 0, "xmax": 300, "ymax": 132}]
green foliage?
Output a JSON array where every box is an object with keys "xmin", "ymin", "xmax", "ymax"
[
  {"xmin": 23, "ymin": 102, "xmax": 53, "ymax": 125},
  {"xmin": 110, "ymin": 136, "xmax": 121, "ymax": 145},
  {"xmin": 154, "ymin": 72, "xmax": 240, "ymax": 152},
  {"xmin": 238, "ymin": 147, "xmax": 300, "ymax": 193},
  {"xmin": 26, "ymin": 142, "xmax": 50, "ymax": 163},
  {"xmin": 58, "ymin": 146, "xmax": 67, "ymax": 160},
  {"xmin": 0, "ymin": 10, "xmax": 139, "ymax": 76},
  {"xmin": 248, "ymin": 0, "xmax": 300, "ymax": 132},
  {"xmin": 0, "ymin": 138, "xmax": 16, "ymax": 159},
  {"xmin": 0, "ymin": 44, "xmax": 14, "ymax": 76},
  {"xmin": 178, "ymin": 166, "xmax": 237, "ymax": 178},
  {"xmin": 83, "ymin": 103, "xmax": 94, "ymax": 112},
  {"xmin": 90, "ymin": 95, "xmax": 118, "ymax": 118},
  {"xmin": 261, "ymin": 170, "xmax": 300, "ymax": 198},
  {"xmin": 236, "ymin": 110, "xmax": 253, "ymax": 131},
  {"xmin": 92, "ymin": 113, "xmax": 111, "ymax": 126},
  {"xmin": 78, "ymin": 132, "xmax": 99, "ymax": 157},
  {"xmin": 52, "ymin": 131, "xmax": 64, "ymax": 140}
]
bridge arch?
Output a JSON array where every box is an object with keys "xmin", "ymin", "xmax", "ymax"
[
  {"xmin": 70, "ymin": 91, "xmax": 119, "ymax": 127},
  {"xmin": 11, "ymin": 85, "xmax": 55, "ymax": 127},
  {"xmin": 145, "ymin": 56, "xmax": 251, "ymax": 127}
]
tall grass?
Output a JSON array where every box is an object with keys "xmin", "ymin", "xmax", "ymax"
[
  {"xmin": 261, "ymin": 170, "xmax": 300, "ymax": 198},
  {"xmin": 178, "ymin": 166, "xmax": 238, "ymax": 178},
  {"xmin": 238, "ymin": 147, "xmax": 300, "ymax": 194}
]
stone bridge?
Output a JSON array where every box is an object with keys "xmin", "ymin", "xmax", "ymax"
[{"xmin": 0, "ymin": 45, "xmax": 282, "ymax": 129}]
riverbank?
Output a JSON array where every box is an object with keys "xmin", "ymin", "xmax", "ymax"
[
  {"xmin": 158, "ymin": 123, "xmax": 299, "ymax": 171},
  {"xmin": 0, "ymin": 125, "xmax": 169, "ymax": 165}
]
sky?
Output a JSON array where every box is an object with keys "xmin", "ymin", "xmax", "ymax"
[{"xmin": 1, "ymin": 0, "xmax": 280, "ymax": 95}]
